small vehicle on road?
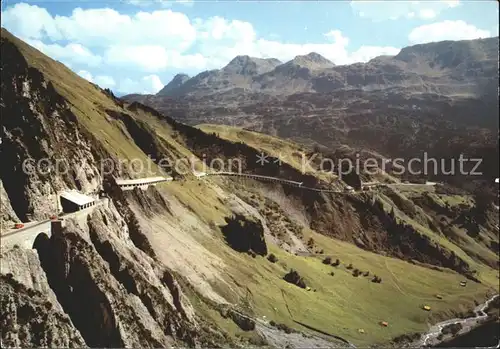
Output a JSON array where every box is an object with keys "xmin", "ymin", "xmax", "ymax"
[{"xmin": 14, "ymin": 223, "xmax": 25, "ymax": 229}]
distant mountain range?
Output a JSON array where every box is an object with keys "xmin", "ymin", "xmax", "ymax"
[
  {"xmin": 123, "ymin": 37, "xmax": 499, "ymax": 185},
  {"xmin": 125, "ymin": 37, "xmax": 498, "ymax": 99}
]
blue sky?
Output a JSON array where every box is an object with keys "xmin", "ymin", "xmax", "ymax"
[{"xmin": 2, "ymin": 0, "xmax": 498, "ymax": 94}]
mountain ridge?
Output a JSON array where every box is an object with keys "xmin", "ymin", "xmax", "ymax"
[
  {"xmin": 123, "ymin": 35, "xmax": 499, "ymax": 187},
  {"xmin": 134, "ymin": 36, "xmax": 498, "ymax": 99},
  {"xmin": 157, "ymin": 73, "xmax": 190, "ymax": 96}
]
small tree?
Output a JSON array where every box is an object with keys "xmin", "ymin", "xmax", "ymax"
[
  {"xmin": 283, "ymin": 269, "xmax": 306, "ymax": 289},
  {"xmin": 267, "ymin": 253, "xmax": 278, "ymax": 263},
  {"xmin": 332, "ymin": 258, "xmax": 340, "ymax": 266},
  {"xmin": 322, "ymin": 256, "xmax": 332, "ymax": 265},
  {"xmin": 346, "ymin": 263, "xmax": 353, "ymax": 270}
]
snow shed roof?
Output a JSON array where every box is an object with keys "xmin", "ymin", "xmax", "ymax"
[{"xmin": 60, "ymin": 190, "xmax": 95, "ymax": 206}]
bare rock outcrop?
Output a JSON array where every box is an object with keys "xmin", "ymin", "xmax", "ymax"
[
  {"xmin": 0, "ymin": 180, "xmax": 20, "ymax": 227},
  {"xmin": 0, "ymin": 247, "xmax": 86, "ymax": 347},
  {"xmin": 1, "ymin": 37, "xmax": 104, "ymax": 222},
  {"xmin": 33, "ymin": 211, "xmax": 199, "ymax": 348},
  {"xmin": 87, "ymin": 205, "xmax": 198, "ymax": 343},
  {"xmin": 221, "ymin": 213, "xmax": 268, "ymax": 256}
]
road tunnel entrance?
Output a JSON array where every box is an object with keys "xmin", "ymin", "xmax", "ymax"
[
  {"xmin": 32, "ymin": 232, "xmax": 50, "ymax": 250},
  {"xmin": 60, "ymin": 190, "xmax": 96, "ymax": 213}
]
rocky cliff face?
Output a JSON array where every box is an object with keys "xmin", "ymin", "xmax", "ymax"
[
  {"xmin": 21, "ymin": 204, "xmax": 200, "ymax": 348},
  {"xmin": 0, "ymin": 30, "xmax": 203, "ymax": 348},
  {"xmin": 1, "ymin": 180, "xmax": 19, "ymax": 226},
  {"xmin": 2, "ymin": 198, "xmax": 203, "ymax": 348},
  {"xmin": 0, "ymin": 247, "xmax": 86, "ymax": 347},
  {"xmin": 1, "ymin": 37, "xmax": 104, "ymax": 222}
]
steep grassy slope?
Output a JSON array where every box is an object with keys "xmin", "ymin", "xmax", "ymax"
[
  {"xmin": 1, "ymin": 29, "xmax": 168, "ymax": 176},
  {"xmin": 197, "ymin": 124, "xmax": 340, "ymax": 185},
  {"xmin": 1, "ymin": 29, "xmax": 498, "ymax": 347},
  {"xmin": 126, "ymin": 177, "xmax": 495, "ymax": 346}
]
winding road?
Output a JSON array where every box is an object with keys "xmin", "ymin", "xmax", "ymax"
[
  {"xmin": 1, "ymin": 199, "xmax": 108, "ymax": 248},
  {"xmin": 204, "ymin": 171, "xmax": 437, "ymax": 194}
]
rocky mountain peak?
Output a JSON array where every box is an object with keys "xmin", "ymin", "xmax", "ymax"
[
  {"xmin": 157, "ymin": 73, "xmax": 190, "ymax": 96},
  {"xmin": 223, "ymin": 55, "xmax": 282, "ymax": 75},
  {"xmin": 289, "ymin": 52, "xmax": 335, "ymax": 69},
  {"xmin": 226, "ymin": 55, "xmax": 253, "ymax": 66},
  {"xmin": 173, "ymin": 73, "xmax": 190, "ymax": 81},
  {"xmin": 394, "ymin": 36, "xmax": 499, "ymax": 70}
]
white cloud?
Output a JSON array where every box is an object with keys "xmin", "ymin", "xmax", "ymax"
[
  {"xmin": 3, "ymin": 4, "xmax": 197, "ymax": 50},
  {"xmin": 26, "ymin": 39, "xmax": 102, "ymax": 67},
  {"xmin": 1, "ymin": 3, "xmax": 61, "ymax": 40},
  {"xmin": 3, "ymin": 2, "xmax": 405, "ymax": 94},
  {"xmin": 350, "ymin": 0, "xmax": 460, "ymax": 21},
  {"xmin": 198, "ymin": 28, "xmax": 399, "ymax": 67},
  {"xmin": 104, "ymin": 45, "xmax": 206, "ymax": 71},
  {"xmin": 105, "ymin": 45, "xmax": 169, "ymax": 71},
  {"xmin": 349, "ymin": 46, "xmax": 401, "ymax": 63},
  {"xmin": 195, "ymin": 16, "xmax": 256, "ymax": 42},
  {"xmin": 3, "ymin": 3, "xmax": 401, "ymax": 72},
  {"xmin": 419, "ymin": 9, "xmax": 436, "ymax": 20},
  {"xmin": 78, "ymin": 70, "xmax": 93, "ymax": 82},
  {"xmin": 324, "ymin": 30, "xmax": 350, "ymax": 47},
  {"xmin": 409, "ymin": 20, "xmax": 491, "ymax": 44},
  {"xmin": 118, "ymin": 75, "xmax": 164, "ymax": 94},
  {"xmin": 76, "ymin": 71, "xmax": 116, "ymax": 88},
  {"xmin": 143, "ymin": 75, "xmax": 164, "ymax": 92},
  {"xmin": 94, "ymin": 75, "xmax": 116, "ymax": 88}
]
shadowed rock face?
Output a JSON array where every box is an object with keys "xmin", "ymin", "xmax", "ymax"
[
  {"xmin": 436, "ymin": 319, "xmax": 500, "ymax": 348},
  {"xmin": 0, "ymin": 248, "xmax": 86, "ymax": 347},
  {"xmin": 0, "ymin": 37, "xmax": 104, "ymax": 222},
  {"xmin": 221, "ymin": 213, "xmax": 268, "ymax": 256},
  {"xmin": 219, "ymin": 307, "xmax": 256, "ymax": 331},
  {"xmin": 283, "ymin": 269, "xmax": 306, "ymax": 289},
  {"xmin": 157, "ymin": 74, "xmax": 190, "ymax": 96},
  {"xmin": 30, "ymin": 208, "xmax": 199, "ymax": 348}
]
